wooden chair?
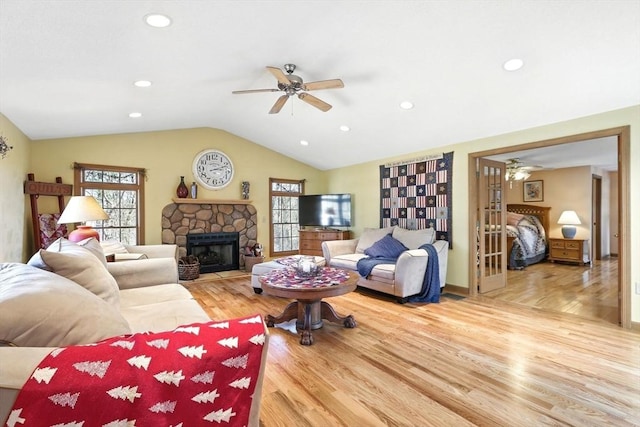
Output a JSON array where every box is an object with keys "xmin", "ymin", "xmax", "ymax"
[{"xmin": 24, "ymin": 173, "xmax": 73, "ymax": 250}]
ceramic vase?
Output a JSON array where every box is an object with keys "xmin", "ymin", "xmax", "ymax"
[
  {"xmin": 176, "ymin": 176, "xmax": 188, "ymax": 198},
  {"xmin": 190, "ymin": 182, "xmax": 197, "ymax": 199}
]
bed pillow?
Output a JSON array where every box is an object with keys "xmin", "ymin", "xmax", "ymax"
[
  {"xmin": 392, "ymin": 227, "xmax": 435, "ymax": 249},
  {"xmin": 507, "ymin": 212, "xmax": 525, "ymax": 226},
  {"xmin": 0, "ymin": 263, "xmax": 131, "ymax": 347},
  {"xmin": 364, "ymin": 234, "xmax": 407, "ymax": 259},
  {"xmin": 355, "ymin": 226, "xmax": 396, "ymax": 254},
  {"xmin": 29, "ymin": 238, "xmax": 120, "ymax": 308}
]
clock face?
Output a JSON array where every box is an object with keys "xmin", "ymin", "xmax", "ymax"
[{"xmin": 192, "ymin": 149, "xmax": 234, "ymax": 190}]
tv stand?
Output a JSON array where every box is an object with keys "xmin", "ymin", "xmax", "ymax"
[{"xmin": 299, "ymin": 229, "xmax": 350, "ymax": 257}]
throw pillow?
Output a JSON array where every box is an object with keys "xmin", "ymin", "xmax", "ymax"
[
  {"xmin": 77, "ymin": 236, "xmax": 108, "ymax": 267},
  {"xmin": 392, "ymin": 227, "xmax": 436, "ymax": 249},
  {"xmin": 34, "ymin": 238, "xmax": 120, "ymax": 308},
  {"xmin": 100, "ymin": 239, "xmax": 130, "ymax": 255},
  {"xmin": 355, "ymin": 226, "xmax": 396, "ymax": 254},
  {"xmin": 0, "ymin": 263, "xmax": 131, "ymax": 347},
  {"xmin": 364, "ymin": 234, "xmax": 407, "ymax": 259}
]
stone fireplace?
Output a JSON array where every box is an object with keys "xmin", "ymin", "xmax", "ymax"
[{"xmin": 162, "ymin": 200, "xmax": 258, "ymax": 270}]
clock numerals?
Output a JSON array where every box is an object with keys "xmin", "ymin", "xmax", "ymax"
[{"xmin": 193, "ymin": 149, "xmax": 234, "ymax": 190}]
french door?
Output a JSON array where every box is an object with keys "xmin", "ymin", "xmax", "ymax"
[{"xmin": 478, "ymin": 158, "xmax": 507, "ymax": 293}]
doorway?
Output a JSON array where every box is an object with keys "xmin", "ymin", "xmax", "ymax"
[{"xmin": 467, "ymin": 126, "xmax": 630, "ymax": 328}]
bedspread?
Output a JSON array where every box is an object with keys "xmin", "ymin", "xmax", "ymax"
[{"xmin": 507, "ymin": 214, "xmax": 547, "ymax": 268}]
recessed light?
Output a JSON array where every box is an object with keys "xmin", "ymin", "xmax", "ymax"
[
  {"xmin": 503, "ymin": 58, "xmax": 524, "ymax": 71},
  {"xmin": 400, "ymin": 101, "xmax": 414, "ymax": 110},
  {"xmin": 145, "ymin": 13, "xmax": 172, "ymax": 28},
  {"xmin": 134, "ymin": 80, "xmax": 152, "ymax": 88},
  {"xmin": 300, "ymin": 140, "xmax": 309, "ymax": 146},
  {"xmin": 339, "ymin": 125, "xmax": 350, "ymax": 132},
  {"xmin": 129, "ymin": 112, "xmax": 142, "ymax": 118}
]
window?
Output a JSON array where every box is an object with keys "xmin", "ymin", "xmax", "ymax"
[
  {"xmin": 270, "ymin": 178, "xmax": 304, "ymax": 256},
  {"xmin": 73, "ymin": 163, "xmax": 146, "ymax": 244}
]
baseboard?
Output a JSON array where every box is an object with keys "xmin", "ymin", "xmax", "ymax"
[{"xmin": 442, "ymin": 284, "xmax": 468, "ymax": 296}]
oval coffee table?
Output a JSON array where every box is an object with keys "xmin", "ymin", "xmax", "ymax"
[{"xmin": 259, "ymin": 267, "xmax": 357, "ymax": 346}]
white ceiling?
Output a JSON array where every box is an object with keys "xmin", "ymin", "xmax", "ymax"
[
  {"xmin": 1, "ymin": 1, "xmax": 638, "ymax": 171},
  {"xmin": 486, "ymin": 136, "xmax": 619, "ymax": 171}
]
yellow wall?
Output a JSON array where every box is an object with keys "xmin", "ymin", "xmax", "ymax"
[
  {"xmin": 506, "ymin": 167, "xmax": 593, "ymax": 239},
  {"xmin": 23, "ymin": 127, "xmax": 326, "ymax": 257},
  {"xmin": 324, "ymin": 105, "xmax": 639, "ymax": 322},
  {"xmin": 2, "ymin": 105, "xmax": 638, "ymax": 322},
  {"xmin": 0, "ymin": 113, "xmax": 31, "ymax": 262}
]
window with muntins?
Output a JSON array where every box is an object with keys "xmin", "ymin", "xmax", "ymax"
[
  {"xmin": 270, "ymin": 178, "xmax": 304, "ymax": 256},
  {"xmin": 73, "ymin": 163, "xmax": 146, "ymax": 245}
]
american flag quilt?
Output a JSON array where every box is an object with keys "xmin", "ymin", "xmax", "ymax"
[{"xmin": 380, "ymin": 152, "xmax": 454, "ymax": 247}]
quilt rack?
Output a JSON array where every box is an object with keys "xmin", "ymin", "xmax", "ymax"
[{"xmin": 24, "ymin": 173, "xmax": 73, "ymax": 250}]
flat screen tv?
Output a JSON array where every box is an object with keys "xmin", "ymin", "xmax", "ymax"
[{"xmin": 298, "ymin": 194, "xmax": 352, "ymax": 228}]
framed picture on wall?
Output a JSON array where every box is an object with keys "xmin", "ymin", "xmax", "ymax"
[{"xmin": 523, "ymin": 180, "xmax": 543, "ymax": 202}]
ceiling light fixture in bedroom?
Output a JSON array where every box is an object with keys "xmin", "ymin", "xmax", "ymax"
[{"xmin": 505, "ymin": 158, "xmax": 531, "ymax": 188}]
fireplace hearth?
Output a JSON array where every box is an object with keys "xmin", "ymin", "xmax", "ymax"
[{"xmin": 187, "ymin": 232, "xmax": 239, "ymax": 273}]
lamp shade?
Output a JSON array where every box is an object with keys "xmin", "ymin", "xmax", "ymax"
[
  {"xmin": 557, "ymin": 210, "xmax": 581, "ymax": 225},
  {"xmin": 558, "ymin": 210, "xmax": 581, "ymax": 239},
  {"xmin": 58, "ymin": 196, "xmax": 109, "ymax": 242},
  {"xmin": 58, "ymin": 196, "xmax": 109, "ymax": 224}
]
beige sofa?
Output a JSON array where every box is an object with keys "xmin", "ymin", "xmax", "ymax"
[
  {"xmin": 322, "ymin": 226, "xmax": 448, "ymax": 303},
  {"xmin": 0, "ymin": 239, "xmax": 269, "ymax": 426}
]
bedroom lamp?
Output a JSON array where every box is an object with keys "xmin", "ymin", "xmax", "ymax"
[
  {"xmin": 558, "ymin": 210, "xmax": 581, "ymax": 239},
  {"xmin": 57, "ymin": 196, "xmax": 109, "ymax": 242}
]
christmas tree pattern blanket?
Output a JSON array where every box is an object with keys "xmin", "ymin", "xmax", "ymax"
[{"xmin": 5, "ymin": 314, "xmax": 267, "ymax": 426}]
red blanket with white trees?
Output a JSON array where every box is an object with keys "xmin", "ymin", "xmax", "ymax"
[{"xmin": 5, "ymin": 314, "xmax": 267, "ymax": 427}]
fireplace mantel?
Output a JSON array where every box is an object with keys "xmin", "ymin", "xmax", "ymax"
[{"xmin": 171, "ymin": 198, "xmax": 252, "ymax": 205}]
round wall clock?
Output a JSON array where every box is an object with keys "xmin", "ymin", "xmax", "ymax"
[{"xmin": 192, "ymin": 149, "xmax": 235, "ymax": 190}]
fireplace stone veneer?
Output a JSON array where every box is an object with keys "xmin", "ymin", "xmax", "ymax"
[{"xmin": 162, "ymin": 202, "xmax": 258, "ymax": 269}]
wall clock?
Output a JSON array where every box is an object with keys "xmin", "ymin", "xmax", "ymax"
[{"xmin": 192, "ymin": 149, "xmax": 235, "ymax": 190}]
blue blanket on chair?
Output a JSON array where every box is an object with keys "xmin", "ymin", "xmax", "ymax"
[{"xmin": 356, "ymin": 243, "xmax": 440, "ymax": 303}]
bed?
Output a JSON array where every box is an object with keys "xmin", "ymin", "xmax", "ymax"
[{"xmin": 505, "ymin": 204, "xmax": 551, "ymax": 270}]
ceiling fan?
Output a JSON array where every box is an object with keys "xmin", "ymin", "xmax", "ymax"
[
  {"xmin": 232, "ymin": 64, "xmax": 344, "ymax": 114},
  {"xmin": 505, "ymin": 158, "xmax": 544, "ymax": 187}
]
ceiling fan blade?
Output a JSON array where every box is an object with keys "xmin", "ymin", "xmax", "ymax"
[
  {"xmin": 298, "ymin": 93, "xmax": 332, "ymax": 112},
  {"xmin": 302, "ymin": 79, "xmax": 344, "ymax": 91},
  {"xmin": 232, "ymin": 89, "xmax": 280, "ymax": 94},
  {"xmin": 266, "ymin": 66, "xmax": 291, "ymax": 86},
  {"xmin": 269, "ymin": 95, "xmax": 290, "ymax": 114}
]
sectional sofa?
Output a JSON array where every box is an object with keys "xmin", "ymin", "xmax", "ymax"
[{"xmin": 0, "ymin": 238, "xmax": 269, "ymax": 426}]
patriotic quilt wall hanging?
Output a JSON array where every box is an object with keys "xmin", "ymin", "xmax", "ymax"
[
  {"xmin": 380, "ymin": 151, "xmax": 454, "ymax": 247},
  {"xmin": 6, "ymin": 314, "xmax": 267, "ymax": 427}
]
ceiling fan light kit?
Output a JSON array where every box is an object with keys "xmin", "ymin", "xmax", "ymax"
[{"xmin": 233, "ymin": 64, "xmax": 344, "ymax": 114}]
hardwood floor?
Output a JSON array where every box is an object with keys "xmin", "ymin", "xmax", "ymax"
[
  {"xmin": 184, "ymin": 273, "xmax": 639, "ymax": 426},
  {"xmin": 486, "ymin": 258, "xmax": 619, "ymax": 325}
]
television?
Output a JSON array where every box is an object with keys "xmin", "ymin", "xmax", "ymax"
[{"xmin": 298, "ymin": 194, "xmax": 352, "ymax": 228}]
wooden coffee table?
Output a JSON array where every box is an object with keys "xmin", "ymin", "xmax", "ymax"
[{"xmin": 259, "ymin": 267, "xmax": 357, "ymax": 345}]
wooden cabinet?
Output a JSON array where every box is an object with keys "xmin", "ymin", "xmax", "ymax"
[
  {"xmin": 299, "ymin": 230, "xmax": 350, "ymax": 257},
  {"xmin": 548, "ymin": 238, "xmax": 589, "ymax": 265}
]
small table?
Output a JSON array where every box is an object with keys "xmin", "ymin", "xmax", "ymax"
[{"xmin": 259, "ymin": 267, "xmax": 357, "ymax": 345}]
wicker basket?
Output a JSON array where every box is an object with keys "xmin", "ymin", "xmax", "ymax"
[{"xmin": 178, "ymin": 258, "xmax": 200, "ymax": 280}]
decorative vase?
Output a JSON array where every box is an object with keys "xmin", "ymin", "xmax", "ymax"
[
  {"xmin": 176, "ymin": 176, "xmax": 188, "ymax": 198},
  {"xmin": 190, "ymin": 182, "xmax": 197, "ymax": 199}
]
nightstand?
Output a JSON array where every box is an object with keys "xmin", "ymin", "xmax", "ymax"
[{"xmin": 548, "ymin": 238, "xmax": 589, "ymax": 265}]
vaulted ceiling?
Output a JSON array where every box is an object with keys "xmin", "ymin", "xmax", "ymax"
[{"xmin": 1, "ymin": 1, "xmax": 638, "ymax": 170}]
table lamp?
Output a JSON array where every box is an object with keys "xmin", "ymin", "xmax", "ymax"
[
  {"xmin": 57, "ymin": 196, "xmax": 109, "ymax": 242},
  {"xmin": 557, "ymin": 210, "xmax": 581, "ymax": 239}
]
